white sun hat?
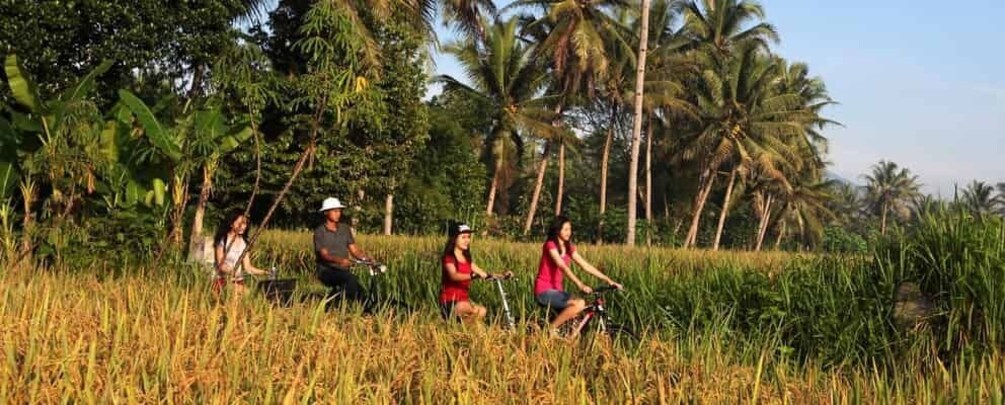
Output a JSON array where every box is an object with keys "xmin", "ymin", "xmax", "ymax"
[{"xmin": 319, "ymin": 197, "xmax": 346, "ymax": 212}]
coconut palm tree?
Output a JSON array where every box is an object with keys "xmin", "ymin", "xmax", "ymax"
[
  {"xmin": 863, "ymin": 160, "xmax": 921, "ymax": 235},
  {"xmin": 996, "ymin": 182, "xmax": 1005, "ymax": 215},
  {"xmin": 681, "ymin": 42, "xmax": 812, "ymax": 248},
  {"xmin": 828, "ymin": 181, "xmax": 865, "ymax": 227},
  {"xmin": 508, "ymin": 0, "xmax": 633, "ymax": 97},
  {"xmin": 961, "ymin": 180, "xmax": 997, "ymax": 216},
  {"xmin": 680, "ymin": 0, "xmax": 779, "ymax": 56},
  {"xmin": 624, "ymin": 0, "xmax": 654, "ymax": 246},
  {"xmin": 436, "ymin": 18, "xmax": 558, "ymax": 217},
  {"xmin": 510, "ymin": 0, "xmax": 632, "ymax": 235}
]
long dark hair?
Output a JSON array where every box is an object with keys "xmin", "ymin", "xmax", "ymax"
[
  {"xmin": 442, "ymin": 221, "xmax": 473, "ymax": 264},
  {"xmin": 546, "ymin": 215, "xmax": 573, "ymax": 254},
  {"xmin": 214, "ymin": 210, "xmax": 250, "ymax": 247}
]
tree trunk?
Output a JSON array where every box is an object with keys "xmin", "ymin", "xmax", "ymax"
[
  {"xmin": 880, "ymin": 201, "xmax": 888, "ymax": 235},
  {"xmin": 712, "ymin": 168, "xmax": 738, "ymax": 251},
  {"xmin": 485, "ymin": 136, "xmax": 505, "ymax": 217},
  {"xmin": 18, "ymin": 180, "xmax": 35, "ymax": 266},
  {"xmin": 244, "ymin": 110, "xmax": 263, "ymax": 216},
  {"xmin": 685, "ymin": 169, "xmax": 716, "ymax": 248},
  {"xmin": 235, "ymin": 139, "xmax": 318, "ymax": 269},
  {"xmin": 626, "ymin": 0, "xmax": 652, "ymax": 246},
  {"xmin": 187, "ymin": 63, "xmax": 206, "ymax": 101},
  {"xmin": 524, "ymin": 105, "xmax": 564, "ymax": 235},
  {"xmin": 486, "ymin": 168, "xmax": 499, "ymax": 216},
  {"xmin": 774, "ymin": 220, "xmax": 786, "ymax": 250},
  {"xmin": 383, "ymin": 193, "xmax": 393, "ymax": 235},
  {"xmin": 168, "ymin": 173, "xmax": 190, "ymax": 250},
  {"xmin": 597, "ymin": 106, "xmax": 617, "ymax": 245},
  {"xmin": 188, "ymin": 161, "xmax": 216, "ymax": 263},
  {"xmin": 523, "ymin": 142, "xmax": 551, "ymax": 235},
  {"xmin": 555, "ymin": 141, "xmax": 565, "ymax": 216},
  {"xmin": 645, "ymin": 116, "xmax": 653, "ymax": 246},
  {"xmin": 754, "ymin": 194, "xmax": 773, "ymax": 251}
]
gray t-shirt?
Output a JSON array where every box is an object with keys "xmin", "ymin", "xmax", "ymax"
[{"xmin": 314, "ymin": 223, "xmax": 354, "ymax": 271}]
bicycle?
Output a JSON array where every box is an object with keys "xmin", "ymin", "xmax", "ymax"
[
  {"xmin": 323, "ymin": 258, "xmax": 411, "ymax": 315},
  {"xmin": 477, "ymin": 273, "xmax": 517, "ymax": 330},
  {"xmin": 559, "ymin": 284, "xmax": 640, "ymax": 349},
  {"xmin": 256, "ymin": 266, "xmax": 298, "ymax": 305}
]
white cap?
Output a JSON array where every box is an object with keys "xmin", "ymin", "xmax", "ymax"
[{"xmin": 319, "ymin": 197, "xmax": 346, "ymax": 212}]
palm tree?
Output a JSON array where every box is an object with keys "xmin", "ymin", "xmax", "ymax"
[
  {"xmin": 961, "ymin": 180, "xmax": 997, "ymax": 216},
  {"xmin": 509, "ymin": 0, "xmax": 632, "ymax": 96},
  {"xmin": 436, "ymin": 18, "xmax": 557, "ymax": 217},
  {"xmin": 626, "ymin": 0, "xmax": 697, "ymax": 245},
  {"xmin": 676, "ymin": 0, "xmax": 782, "ymax": 248},
  {"xmin": 625, "ymin": 0, "xmax": 654, "ymax": 246},
  {"xmin": 997, "ymin": 182, "xmax": 1005, "ymax": 215},
  {"xmin": 862, "ymin": 160, "xmax": 921, "ymax": 235},
  {"xmin": 681, "ymin": 42, "xmax": 810, "ymax": 248},
  {"xmin": 680, "ymin": 0, "xmax": 779, "ymax": 56},
  {"xmin": 828, "ymin": 181, "xmax": 865, "ymax": 227},
  {"xmin": 510, "ymin": 0, "xmax": 630, "ymax": 236},
  {"xmin": 773, "ymin": 176, "xmax": 834, "ymax": 250}
]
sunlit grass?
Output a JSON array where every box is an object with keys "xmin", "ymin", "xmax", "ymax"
[{"xmin": 3, "ymin": 212, "xmax": 1004, "ymax": 402}]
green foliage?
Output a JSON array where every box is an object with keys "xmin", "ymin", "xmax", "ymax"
[
  {"xmin": 0, "ymin": 0, "xmax": 255, "ymax": 103},
  {"xmin": 392, "ymin": 102, "xmax": 486, "ymax": 234},
  {"xmin": 876, "ymin": 210, "xmax": 1005, "ymax": 356},
  {"xmin": 822, "ymin": 225, "xmax": 868, "ymax": 253}
]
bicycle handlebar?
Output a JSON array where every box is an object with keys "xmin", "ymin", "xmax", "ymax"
[
  {"xmin": 481, "ymin": 274, "xmax": 516, "ymax": 282},
  {"xmin": 350, "ymin": 258, "xmax": 388, "ymax": 274},
  {"xmin": 592, "ymin": 284, "xmax": 621, "ymax": 294}
]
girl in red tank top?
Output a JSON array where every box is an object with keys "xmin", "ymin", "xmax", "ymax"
[
  {"xmin": 439, "ymin": 222, "xmax": 512, "ymax": 323},
  {"xmin": 534, "ymin": 216, "xmax": 623, "ymax": 336}
]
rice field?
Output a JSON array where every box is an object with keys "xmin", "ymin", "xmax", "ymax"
[{"xmin": 2, "ymin": 212, "xmax": 1003, "ymax": 403}]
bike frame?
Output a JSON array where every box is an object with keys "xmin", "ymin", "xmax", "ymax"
[
  {"xmin": 489, "ymin": 277, "xmax": 517, "ymax": 329},
  {"xmin": 570, "ymin": 287, "xmax": 615, "ymax": 336}
]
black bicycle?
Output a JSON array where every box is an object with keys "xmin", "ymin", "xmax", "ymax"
[
  {"xmin": 323, "ymin": 258, "xmax": 411, "ymax": 315},
  {"xmin": 256, "ymin": 266, "xmax": 298, "ymax": 305},
  {"xmin": 563, "ymin": 285, "xmax": 640, "ymax": 349}
]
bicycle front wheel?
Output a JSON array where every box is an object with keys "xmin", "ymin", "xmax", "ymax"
[{"xmin": 581, "ymin": 322, "xmax": 641, "ymax": 351}]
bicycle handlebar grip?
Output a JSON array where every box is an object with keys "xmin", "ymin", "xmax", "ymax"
[{"xmin": 594, "ymin": 284, "xmax": 618, "ymax": 293}]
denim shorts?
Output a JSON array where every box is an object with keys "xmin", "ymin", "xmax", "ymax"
[{"xmin": 535, "ymin": 289, "xmax": 571, "ymax": 310}]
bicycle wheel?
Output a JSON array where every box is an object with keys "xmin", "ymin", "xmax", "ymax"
[
  {"xmin": 582, "ymin": 322, "xmax": 641, "ymax": 351},
  {"xmin": 604, "ymin": 323, "xmax": 641, "ymax": 350}
]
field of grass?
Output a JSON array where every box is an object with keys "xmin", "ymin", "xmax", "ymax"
[{"xmin": 2, "ymin": 212, "xmax": 1004, "ymax": 402}]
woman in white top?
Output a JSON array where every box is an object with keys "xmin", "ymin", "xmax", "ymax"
[{"xmin": 213, "ymin": 211, "xmax": 268, "ymax": 296}]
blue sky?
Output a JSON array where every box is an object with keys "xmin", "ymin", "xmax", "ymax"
[
  {"xmin": 262, "ymin": 0, "xmax": 1005, "ymax": 195},
  {"xmin": 428, "ymin": 0, "xmax": 1005, "ymax": 195}
]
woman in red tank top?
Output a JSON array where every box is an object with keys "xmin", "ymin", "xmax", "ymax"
[
  {"xmin": 534, "ymin": 216, "xmax": 622, "ymax": 336},
  {"xmin": 440, "ymin": 222, "xmax": 511, "ymax": 323}
]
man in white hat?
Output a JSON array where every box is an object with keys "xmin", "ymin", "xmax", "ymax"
[{"xmin": 313, "ymin": 197, "xmax": 373, "ymax": 305}]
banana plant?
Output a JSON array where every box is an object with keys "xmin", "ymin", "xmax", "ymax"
[
  {"xmin": 2, "ymin": 53, "xmax": 114, "ymax": 212},
  {"xmin": 2, "ymin": 53, "xmax": 118, "ymax": 262},
  {"xmin": 117, "ymin": 90, "xmax": 251, "ymax": 251}
]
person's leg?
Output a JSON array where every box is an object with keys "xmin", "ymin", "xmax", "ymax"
[
  {"xmin": 537, "ymin": 290, "xmax": 585, "ymax": 332},
  {"xmin": 232, "ymin": 280, "xmax": 249, "ymax": 297},
  {"xmin": 335, "ymin": 271, "xmax": 365, "ymax": 304},
  {"xmin": 317, "ymin": 269, "xmax": 343, "ymax": 297},
  {"xmin": 554, "ymin": 298, "xmax": 587, "ymax": 337},
  {"xmin": 452, "ymin": 301, "xmax": 487, "ymax": 324}
]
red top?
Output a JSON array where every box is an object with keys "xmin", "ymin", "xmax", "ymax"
[
  {"xmin": 440, "ymin": 254, "xmax": 472, "ymax": 304},
  {"xmin": 534, "ymin": 240, "xmax": 575, "ymax": 295}
]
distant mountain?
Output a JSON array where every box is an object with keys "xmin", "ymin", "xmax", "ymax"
[{"xmin": 824, "ymin": 170, "xmax": 858, "ymax": 187}]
